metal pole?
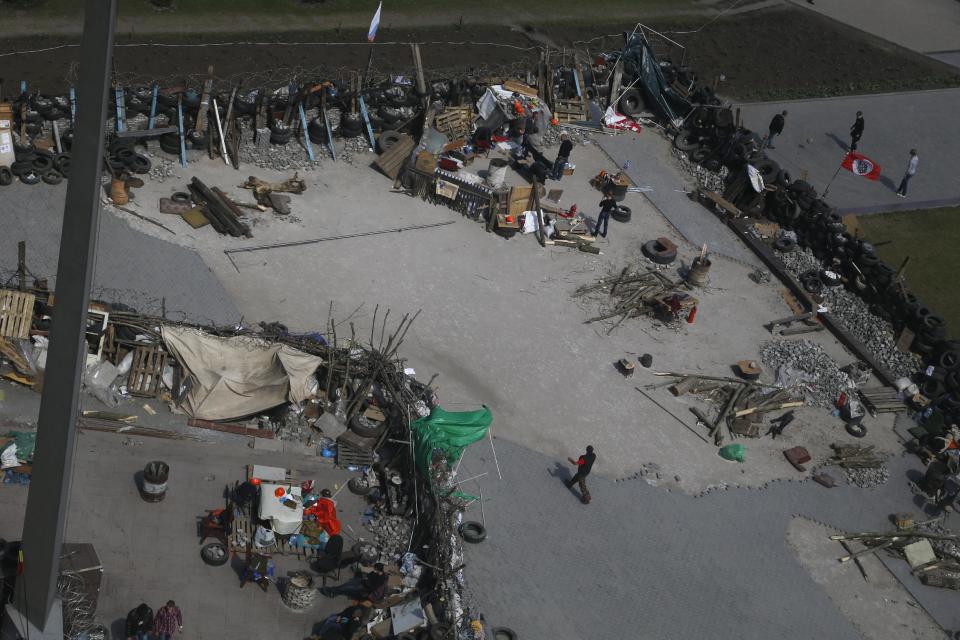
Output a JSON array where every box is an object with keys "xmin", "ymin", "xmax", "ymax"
[{"xmin": 16, "ymin": 0, "xmax": 116, "ymax": 631}]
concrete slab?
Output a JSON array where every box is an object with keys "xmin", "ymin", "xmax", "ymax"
[{"xmin": 736, "ymin": 89, "xmax": 960, "ymax": 214}]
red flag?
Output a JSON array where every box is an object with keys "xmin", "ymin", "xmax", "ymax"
[{"xmin": 841, "ymin": 151, "xmax": 881, "ymax": 180}]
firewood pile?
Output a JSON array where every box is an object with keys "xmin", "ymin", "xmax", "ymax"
[{"xmin": 575, "ymin": 267, "xmax": 696, "ymax": 334}]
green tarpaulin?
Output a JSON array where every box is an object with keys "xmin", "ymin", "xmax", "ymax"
[{"xmin": 411, "ymin": 406, "xmax": 493, "ymax": 475}]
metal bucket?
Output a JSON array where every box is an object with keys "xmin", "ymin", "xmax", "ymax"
[
  {"xmin": 686, "ymin": 257, "xmax": 712, "ymax": 287},
  {"xmin": 141, "ymin": 460, "xmax": 169, "ymax": 502}
]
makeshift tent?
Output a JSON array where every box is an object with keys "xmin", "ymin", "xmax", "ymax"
[
  {"xmin": 619, "ymin": 32, "xmax": 690, "ymax": 124},
  {"xmin": 161, "ymin": 326, "xmax": 323, "ymax": 420},
  {"xmin": 411, "ymin": 406, "xmax": 493, "ymax": 475}
]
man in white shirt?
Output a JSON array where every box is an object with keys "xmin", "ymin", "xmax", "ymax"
[{"xmin": 896, "ymin": 149, "xmax": 918, "ymax": 197}]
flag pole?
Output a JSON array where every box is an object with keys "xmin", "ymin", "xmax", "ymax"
[{"xmin": 821, "ymin": 160, "xmax": 845, "ymax": 199}]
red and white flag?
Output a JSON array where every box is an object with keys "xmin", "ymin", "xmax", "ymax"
[{"xmin": 841, "ymin": 151, "xmax": 881, "ymax": 180}]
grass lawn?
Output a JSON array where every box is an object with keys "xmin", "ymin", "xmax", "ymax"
[
  {"xmin": 857, "ymin": 207, "xmax": 960, "ymax": 339},
  {"xmin": 15, "ymin": 0, "xmax": 692, "ymax": 20}
]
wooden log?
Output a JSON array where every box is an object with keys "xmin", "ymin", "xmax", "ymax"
[
  {"xmin": 669, "ymin": 377, "xmax": 699, "ymax": 397},
  {"xmin": 734, "ymin": 400, "xmax": 804, "ymax": 417}
]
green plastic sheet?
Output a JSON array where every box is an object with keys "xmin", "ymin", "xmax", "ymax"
[
  {"xmin": 6, "ymin": 431, "xmax": 36, "ymax": 462},
  {"xmin": 411, "ymin": 406, "xmax": 493, "ymax": 475}
]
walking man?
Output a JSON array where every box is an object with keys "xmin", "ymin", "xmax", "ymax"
[
  {"xmin": 594, "ymin": 188, "xmax": 617, "ymax": 239},
  {"xmin": 125, "ymin": 603, "xmax": 153, "ymax": 640},
  {"xmin": 766, "ymin": 110, "xmax": 787, "ymax": 149},
  {"xmin": 849, "ymin": 111, "xmax": 864, "ymax": 150},
  {"xmin": 551, "ymin": 132, "xmax": 573, "ymax": 180},
  {"xmin": 152, "ymin": 600, "xmax": 183, "ymax": 640},
  {"xmin": 896, "ymin": 149, "xmax": 919, "ymax": 198},
  {"xmin": 565, "ymin": 445, "xmax": 597, "ymax": 504}
]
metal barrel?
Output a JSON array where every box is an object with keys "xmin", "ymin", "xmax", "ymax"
[{"xmin": 141, "ymin": 460, "xmax": 169, "ymax": 502}]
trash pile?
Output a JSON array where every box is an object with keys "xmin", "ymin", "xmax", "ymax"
[{"xmin": 759, "ymin": 339, "xmax": 856, "ymax": 408}]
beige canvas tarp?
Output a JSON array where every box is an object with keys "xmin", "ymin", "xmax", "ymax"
[{"xmin": 161, "ymin": 326, "xmax": 323, "ymax": 420}]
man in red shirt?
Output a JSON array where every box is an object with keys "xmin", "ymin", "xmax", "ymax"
[{"xmin": 566, "ymin": 446, "xmax": 596, "ymax": 504}]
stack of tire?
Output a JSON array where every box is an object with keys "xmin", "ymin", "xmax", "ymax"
[
  {"xmin": 673, "ymin": 107, "xmax": 759, "ymax": 175},
  {"xmin": 761, "ymin": 176, "xmax": 956, "ymax": 405},
  {"xmin": 4, "ymin": 145, "xmax": 70, "ymax": 186},
  {"xmin": 106, "ymin": 138, "xmax": 152, "ymax": 175}
]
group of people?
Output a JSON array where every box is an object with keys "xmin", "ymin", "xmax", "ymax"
[
  {"xmin": 125, "ymin": 601, "xmax": 182, "ymax": 640},
  {"xmin": 766, "ymin": 109, "xmax": 919, "ymax": 197}
]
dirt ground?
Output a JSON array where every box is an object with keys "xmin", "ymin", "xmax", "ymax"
[{"xmin": 1, "ymin": 6, "xmax": 957, "ymax": 99}]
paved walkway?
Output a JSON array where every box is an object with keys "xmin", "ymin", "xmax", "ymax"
[
  {"xmin": 598, "ymin": 133, "xmax": 761, "ymax": 264},
  {"xmin": 737, "ymin": 89, "xmax": 960, "ymax": 214},
  {"xmin": 786, "ymin": 0, "xmax": 960, "ymax": 60},
  {"xmin": 0, "ymin": 182, "xmax": 240, "ymax": 325},
  {"xmin": 461, "ymin": 438, "xmax": 960, "ymax": 640}
]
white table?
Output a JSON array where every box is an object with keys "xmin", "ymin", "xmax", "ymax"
[{"xmin": 258, "ymin": 483, "xmax": 304, "ymax": 535}]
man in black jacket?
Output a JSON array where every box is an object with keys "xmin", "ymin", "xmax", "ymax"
[
  {"xmin": 550, "ymin": 133, "xmax": 573, "ymax": 180},
  {"xmin": 766, "ymin": 110, "xmax": 787, "ymax": 149},
  {"xmin": 320, "ymin": 563, "xmax": 389, "ymax": 601},
  {"xmin": 566, "ymin": 445, "xmax": 597, "ymax": 504},
  {"xmin": 125, "ymin": 602, "xmax": 154, "ymax": 640},
  {"xmin": 850, "ymin": 111, "xmax": 864, "ymax": 150}
]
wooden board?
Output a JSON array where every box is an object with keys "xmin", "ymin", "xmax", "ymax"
[
  {"xmin": 0, "ymin": 289, "xmax": 35, "ymax": 339},
  {"xmin": 373, "ymin": 134, "xmax": 416, "ymax": 179},
  {"xmin": 502, "ymin": 79, "xmax": 539, "ymax": 97},
  {"xmin": 700, "ymin": 190, "xmax": 741, "ymax": 217},
  {"xmin": 127, "ymin": 345, "xmax": 167, "ymax": 397}
]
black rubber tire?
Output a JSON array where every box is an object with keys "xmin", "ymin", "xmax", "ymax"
[
  {"xmin": 349, "ymin": 414, "xmax": 385, "ymax": 438},
  {"xmin": 269, "ymin": 124, "xmax": 292, "ymax": 145},
  {"xmin": 714, "ymin": 108, "xmax": 734, "ymax": 129},
  {"xmin": 753, "ymin": 159, "xmax": 780, "ymax": 183},
  {"xmin": 377, "ymin": 129, "xmax": 401, "ymax": 154},
  {"xmin": 611, "ymin": 205, "xmax": 632, "ymax": 223},
  {"xmin": 495, "ymin": 227, "xmax": 518, "ymax": 239},
  {"xmin": 113, "ymin": 146, "xmax": 136, "ymax": 164},
  {"xmin": 347, "ymin": 477, "xmax": 373, "ymax": 496},
  {"xmin": 200, "ymin": 542, "xmax": 230, "ymax": 566},
  {"xmin": 459, "ymin": 521, "xmax": 486, "ymax": 543},
  {"xmin": 0, "ymin": 167, "xmax": 12, "ymax": 187},
  {"xmin": 492, "ymin": 628, "xmax": 519, "ymax": 640},
  {"xmin": 845, "ymin": 423, "xmax": 867, "ymax": 438},
  {"xmin": 128, "ymin": 154, "xmax": 151, "ymax": 174},
  {"xmin": 642, "ymin": 240, "xmax": 677, "ymax": 265},
  {"xmin": 159, "ymin": 133, "xmax": 181, "ymax": 155},
  {"xmin": 939, "ymin": 350, "xmax": 960, "ymax": 371},
  {"xmin": 703, "ymin": 158, "xmax": 722, "ymax": 173},
  {"xmin": 429, "ymin": 624, "xmax": 452, "ymax": 640},
  {"xmin": 922, "ymin": 378, "xmax": 945, "ymax": 399},
  {"xmin": 19, "ymin": 170, "xmax": 41, "ymax": 185},
  {"xmin": 689, "ymin": 147, "xmax": 709, "ymax": 163},
  {"xmin": 171, "ymin": 191, "xmax": 191, "ymax": 204},
  {"xmin": 674, "ymin": 130, "xmax": 700, "ymax": 152},
  {"xmin": 618, "ymin": 88, "xmax": 644, "ymax": 117},
  {"xmin": 773, "ymin": 236, "xmax": 796, "ymax": 252},
  {"xmin": 10, "ymin": 160, "xmax": 34, "ymax": 176},
  {"xmin": 53, "ymin": 153, "xmax": 71, "ymax": 175},
  {"xmin": 41, "ymin": 170, "xmax": 63, "ymax": 185},
  {"xmin": 31, "ymin": 155, "xmax": 53, "ymax": 172}
]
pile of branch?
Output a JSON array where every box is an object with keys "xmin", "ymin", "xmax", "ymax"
[
  {"xmin": 188, "ymin": 177, "xmax": 252, "ymax": 238},
  {"xmin": 242, "ymin": 173, "xmax": 307, "ymax": 212},
  {"xmin": 832, "ymin": 524, "xmax": 960, "ymax": 589},
  {"xmin": 575, "ymin": 267, "xmax": 685, "ymax": 334},
  {"xmin": 648, "ymin": 371, "xmax": 802, "ymax": 445},
  {"xmin": 830, "ymin": 443, "xmax": 887, "ymax": 468}
]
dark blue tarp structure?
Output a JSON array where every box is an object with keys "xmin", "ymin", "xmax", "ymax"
[{"xmin": 619, "ymin": 32, "xmax": 691, "ymax": 123}]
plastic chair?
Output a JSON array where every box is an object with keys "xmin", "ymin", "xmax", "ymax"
[{"xmin": 312, "ymin": 534, "xmax": 344, "ymax": 583}]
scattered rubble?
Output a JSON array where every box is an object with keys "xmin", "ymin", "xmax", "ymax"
[
  {"xmin": 779, "ymin": 248, "xmax": 918, "ymax": 379},
  {"xmin": 364, "ymin": 513, "xmax": 414, "ymax": 561},
  {"xmin": 759, "ymin": 339, "xmax": 855, "ymax": 408},
  {"xmin": 845, "ymin": 466, "xmax": 890, "ymax": 488},
  {"xmin": 673, "ymin": 148, "xmax": 727, "ymax": 193}
]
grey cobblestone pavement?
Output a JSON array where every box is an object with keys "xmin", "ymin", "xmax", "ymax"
[
  {"xmin": 461, "ymin": 439, "xmax": 960, "ymax": 640},
  {"xmin": 0, "ymin": 182, "xmax": 239, "ymax": 325}
]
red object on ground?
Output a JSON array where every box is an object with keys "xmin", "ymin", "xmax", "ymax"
[
  {"xmin": 841, "ymin": 151, "xmax": 881, "ymax": 180},
  {"xmin": 687, "ymin": 306, "xmax": 698, "ymax": 324},
  {"xmin": 837, "ymin": 392, "xmax": 848, "ymax": 408}
]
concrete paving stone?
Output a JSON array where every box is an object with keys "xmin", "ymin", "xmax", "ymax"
[
  {"xmin": 736, "ymin": 89, "xmax": 960, "ymax": 214},
  {"xmin": 0, "ymin": 182, "xmax": 240, "ymax": 325}
]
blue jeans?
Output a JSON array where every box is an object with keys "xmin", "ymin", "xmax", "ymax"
[
  {"xmin": 594, "ymin": 209, "xmax": 611, "ymax": 238},
  {"xmin": 897, "ymin": 173, "xmax": 913, "ymax": 195},
  {"xmin": 551, "ymin": 155, "xmax": 568, "ymax": 180},
  {"xmin": 135, "ymin": 634, "xmax": 150, "ymax": 640},
  {"xmin": 766, "ymin": 132, "xmax": 778, "ymax": 147}
]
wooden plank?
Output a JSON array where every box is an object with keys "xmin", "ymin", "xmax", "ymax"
[
  {"xmin": 374, "ymin": 134, "xmax": 416, "ymax": 179},
  {"xmin": 0, "ymin": 289, "xmax": 35, "ymax": 339},
  {"xmin": 188, "ymin": 418, "xmax": 275, "ymax": 439},
  {"xmin": 502, "ymin": 79, "xmax": 539, "ymax": 97}
]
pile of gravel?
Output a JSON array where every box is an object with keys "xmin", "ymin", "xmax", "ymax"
[
  {"xmin": 541, "ymin": 126, "xmax": 593, "ymax": 148},
  {"xmin": 365, "ymin": 513, "xmax": 412, "ymax": 561},
  {"xmin": 779, "ymin": 248, "xmax": 918, "ymax": 379},
  {"xmin": 672, "ymin": 148, "xmax": 727, "ymax": 193},
  {"xmin": 760, "ymin": 338, "xmax": 856, "ymax": 408},
  {"xmin": 145, "ymin": 154, "xmax": 178, "ymax": 182},
  {"xmin": 846, "ymin": 466, "xmax": 890, "ymax": 488}
]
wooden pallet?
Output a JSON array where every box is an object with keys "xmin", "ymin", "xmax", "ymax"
[
  {"xmin": 0, "ymin": 289, "xmax": 35, "ymax": 339},
  {"xmin": 553, "ymin": 99, "xmax": 587, "ymax": 123},
  {"xmin": 229, "ymin": 507, "xmax": 321, "ymax": 560},
  {"xmin": 127, "ymin": 345, "xmax": 167, "ymax": 397},
  {"xmin": 858, "ymin": 387, "xmax": 907, "ymax": 414},
  {"xmin": 434, "ymin": 107, "xmax": 472, "ymax": 139},
  {"xmin": 374, "ymin": 133, "xmax": 416, "ymax": 180},
  {"xmin": 336, "ymin": 431, "xmax": 376, "ymax": 467}
]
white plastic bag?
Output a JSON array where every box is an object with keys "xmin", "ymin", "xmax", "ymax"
[{"xmin": 83, "ymin": 361, "xmax": 122, "ymax": 407}]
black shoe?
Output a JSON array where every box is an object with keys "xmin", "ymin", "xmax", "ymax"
[{"xmin": 319, "ymin": 587, "xmax": 335, "ymax": 598}]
